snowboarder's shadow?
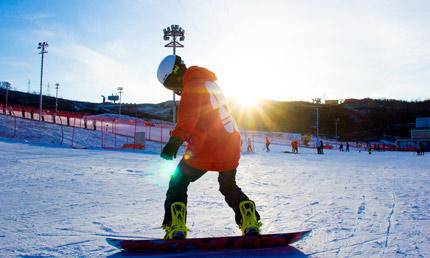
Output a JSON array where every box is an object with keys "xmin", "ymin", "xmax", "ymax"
[{"xmin": 107, "ymin": 245, "xmax": 308, "ymax": 257}]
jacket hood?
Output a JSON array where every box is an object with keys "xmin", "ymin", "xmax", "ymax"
[{"xmin": 183, "ymin": 66, "xmax": 217, "ymax": 84}]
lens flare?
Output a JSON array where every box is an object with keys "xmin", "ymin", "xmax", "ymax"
[{"xmin": 148, "ymin": 160, "xmax": 178, "ymax": 186}]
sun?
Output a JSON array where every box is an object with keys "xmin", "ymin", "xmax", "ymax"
[{"xmin": 233, "ymin": 95, "xmax": 261, "ymax": 109}]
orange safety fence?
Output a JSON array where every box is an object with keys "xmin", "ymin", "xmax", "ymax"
[{"xmin": 0, "ymin": 103, "xmax": 174, "ymax": 151}]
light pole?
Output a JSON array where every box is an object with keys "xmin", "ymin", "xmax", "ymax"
[
  {"xmin": 163, "ymin": 24, "xmax": 185, "ymax": 124},
  {"xmin": 55, "ymin": 83, "xmax": 59, "ymax": 113},
  {"xmin": 117, "ymin": 87, "xmax": 123, "ymax": 115},
  {"xmin": 316, "ymin": 107, "xmax": 319, "ymax": 140},
  {"xmin": 4, "ymin": 81, "xmax": 11, "ymax": 112},
  {"xmin": 312, "ymin": 98, "xmax": 321, "ymax": 141},
  {"xmin": 335, "ymin": 118, "xmax": 340, "ymax": 140},
  {"xmin": 38, "ymin": 42, "xmax": 48, "ymax": 121}
]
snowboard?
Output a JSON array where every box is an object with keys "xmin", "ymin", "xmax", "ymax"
[{"xmin": 106, "ymin": 230, "xmax": 311, "ymax": 252}]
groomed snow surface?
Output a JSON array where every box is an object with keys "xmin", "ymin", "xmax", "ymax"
[{"xmin": 0, "ymin": 137, "xmax": 429, "ymax": 257}]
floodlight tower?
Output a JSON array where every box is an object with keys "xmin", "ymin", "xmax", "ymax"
[
  {"xmin": 4, "ymin": 81, "xmax": 11, "ymax": 110},
  {"xmin": 55, "ymin": 83, "xmax": 60, "ymax": 113},
  {"xmin": 335, "ymin": 118, "xmax": 340, "ymax": 140},
  {"xmin": 163, "ymin": 24, "xmax": 185, "ymax": 124},
  {"xmin": 38, "ymin": 42, "xmax": 48, "ymax": 121},
  {"xmin": 312, "ymin": 98, "xmax": 322, "ymax": 140},
  {"xmin": 316, "ymin": 107, "xmax": 319, "ymax": 139},
  {"xmin": 117, "ymin": 86, "xmax": 124, "ymax": 115}
]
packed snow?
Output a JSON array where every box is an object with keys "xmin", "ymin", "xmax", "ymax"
[{"xmin": 0, "ymin": 134, "xmax": 429, "ymax": 257}]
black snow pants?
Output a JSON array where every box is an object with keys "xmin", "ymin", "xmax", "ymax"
[{"xmin": 163, "ymin": 159, "xmax": 260, "ymax": 227}]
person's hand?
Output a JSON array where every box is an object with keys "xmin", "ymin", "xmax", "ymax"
[{"xmin": 160, "ymin": 137, "xmax": 183, "ymax": 160}]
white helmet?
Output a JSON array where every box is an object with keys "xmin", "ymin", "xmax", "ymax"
[{"xmin": 157, "ymin": 55, "xmax": 186, "ymax": 86}]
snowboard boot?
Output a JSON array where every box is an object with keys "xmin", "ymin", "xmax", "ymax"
[
  {"xmin": 162, "ymin": 202, "xmax": 188, "ymax": 240},
  {"xmin": 239, "ymin": 200, "xmax": 262, "ymax": 236}
]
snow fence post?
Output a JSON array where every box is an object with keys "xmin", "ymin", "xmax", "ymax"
[
  {"xmin": 160, "ymin": 122, "xmax": 163, "ymax": 152},
  {"xmin": 13, "ymin": 115, "xmax": 17, "ymax": 138},
  {"xmin": 61, "ymin": 125, "xmax": 64, "ymax": 144},
  {"xmin": 71, "ymin": 118, "xmax": 75, "ymax": 148},
  {"xmin": 101, "ymin": 121, "xmax": 104, "ymax": 148},
  {"xmin": 114, "ymin": 119, "xmax": 117, "ymax": 148},
  {"xmin": 134, "ymin": 119, "xmax": 137, "ymax": 145}
]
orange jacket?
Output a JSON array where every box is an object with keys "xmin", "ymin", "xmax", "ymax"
[{"xmin": 171, "ymin": 66, "xmax": 241, "ymax": 172}]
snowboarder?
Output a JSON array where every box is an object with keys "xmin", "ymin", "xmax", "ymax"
[
  {"xmin": 265, "ymin": 136, "xmax": 271, "ymax": 152},
  {"xmin": 339, "ymin": 143, "xmax": 344, "ymax": 152},
  {"xmin": 157, "ymin": 55, "xmax": 262, "ymax": 240},
  {"xmin": 346, "ymin": 142, "xmax": 350, "ymax": 152}
]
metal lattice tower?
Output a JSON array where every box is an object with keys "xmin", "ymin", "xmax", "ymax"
[
  {"xmin": 163, "ymin": 24, "xmax": 185, "ymax": 123},
  {"xmin": 38, "ymin": 42, "xmax": 48, "ymax": 121},
  {"xmin": 55, "ymin": 83, "xmax": 60, "ymax": 113}
]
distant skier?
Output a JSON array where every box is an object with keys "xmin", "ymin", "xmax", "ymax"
[
  {"xmin": 345, "ymin": 142, "xmax": 350, "ymax": 152},
  {"xmin": 265, "ymin": 136, "xmax": 271, "ymax": 152},
  {"xmin": 319, "ymin": 140, "xmax": 324, "ymax": 154},
  {"xmin": 417, "ymin": 142, "xmax": 425, "ymax": 155},
  {"xmin": 315, "ymin": 139, "xmax": 320, "ymax": 154},
  {"xmin": 291, "ymin": 140, "xmax": 299, "ymax": 153},
  {"xmin": 339, "ymin": 143, "xmax": 344, "ymax": 152},
  {"xmin": 157, "ymin": 55, "xmax": 261, "ymax": 240},
  {"xmin": 247, "ymin": 137, "xmax": 254, "ymax": 153}
]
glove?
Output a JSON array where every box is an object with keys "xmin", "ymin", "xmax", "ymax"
[{"xmin": 161, "ymin": 136, "xmax": 183, "ymax": 160}]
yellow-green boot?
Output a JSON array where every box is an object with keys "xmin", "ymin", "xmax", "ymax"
[
  {"xmin": 162, "ymin": 202, "xmax": 188, "ymax": 239},
  {"xmin": 239, "ymin": 200, "xmax": 262, "ymax": 236}
]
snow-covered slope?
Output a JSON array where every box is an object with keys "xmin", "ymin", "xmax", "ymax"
[
  {"xmin": 0, "ymin": 114, "xmax": 167, "ymax": 152},
  {"xmin": 0, "ymin": 137, "xmax": 428, "ymax": 257}
]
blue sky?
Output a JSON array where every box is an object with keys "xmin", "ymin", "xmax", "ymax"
[{"xmin": 1, "ymin": 0, "xmax": 429, "ymax": 103}]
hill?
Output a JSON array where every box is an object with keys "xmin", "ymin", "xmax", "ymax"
[{"xmin": 233, "ymin": 98, "xmax": 430, "ymax": 141}]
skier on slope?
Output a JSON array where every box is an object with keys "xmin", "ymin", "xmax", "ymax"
[
  {"xmin": 292, "ymin": 140, "xmax": 299, "ymax": 153},
  {"xmin": 246, "ymin": 137, "xmax": 254, "ymax": 152},
  {"xmin": 157, "ymin": 55, "xmax": 262, "ymax": 240},
  {"xmin": 265, "ymin": 136, "xmax": 271, "ymax": 152}
]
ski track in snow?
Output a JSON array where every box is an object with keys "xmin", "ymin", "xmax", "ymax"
[
  {"xmin": 0, "ymin": 137, "xmax": 429, "ymax": 257},
  {"xmin": 385, "ymin": 193, "xmax": 395, "ymax": 248}
]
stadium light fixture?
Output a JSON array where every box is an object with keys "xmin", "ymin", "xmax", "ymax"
[
  {"xmin": 163, "ymin": 24, "xmax": 185, "ymax": 124},
  {"xmin": 117, "ymin": 87, "xmax": 124, "ymax": 115},
  {"xmin": 55, "ymin": 83, "xmax": 60, "ymax": 113},
  {"xmin": 37, "ymin": 42, "xmax": 48, "ymax": 121}
]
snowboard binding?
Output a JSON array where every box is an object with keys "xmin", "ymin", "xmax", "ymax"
[
  {"xmin": 163, "ymin": 202, "xmax": 188, "ymax": 240},
  {"xmin": 239, "ymin": 200, "xmax": 262, "ymax": 236}
]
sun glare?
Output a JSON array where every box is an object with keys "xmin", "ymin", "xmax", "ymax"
[{"xmin": 234, "ymin": 95, "xmax": 261, "ymax": 108}]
